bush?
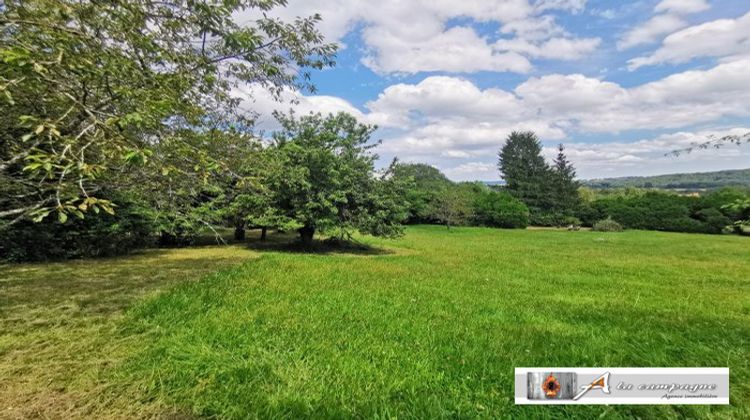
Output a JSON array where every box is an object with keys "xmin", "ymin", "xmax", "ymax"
[
  {"xmin": 0, "ymin": 195, "xmax": 154, "ymax": 262},
  {"xmin": 694, "ymin": 208, "xmax": 732, "ymax": 234},
  {"xmin": 593, "ymin": 218, "xmax": 623, "ymax": 232},
  {"xmin": 574, "ymin": 204, "xmax": 600, "ymax": 227},
  {"xmin": 529, "ymin": 212, "xmax": 566, "ymax": 227},
  {"xmin": 472, "ymin": 190, "xmax": 529, "ymax": 229},
  {"xmin": 563, "ymin": 216, "xmax": 582, "ymax": 228}
]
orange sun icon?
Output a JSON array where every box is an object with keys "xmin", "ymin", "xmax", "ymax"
[{"xmin": 542, "ymin": 374, "xmax": 561, "ymax": 398}]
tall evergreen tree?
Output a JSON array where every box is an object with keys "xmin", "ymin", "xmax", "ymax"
[
  {"xmin": 551, "ymin": 144, "xmax": 581, "ymax": 216},
  {"xmin": 497, "ymin": 131, "xmax": 553, "ymax": 215}
]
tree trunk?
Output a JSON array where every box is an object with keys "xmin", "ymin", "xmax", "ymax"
[
  {"xmin": 260, "ymin": 227, "xmax": 267, "ymax": 241},
  {"xmin": 298, "ymin": 225, "xmax": 315, "ymax": 244},
  {"xmin": 234, "ymin": 221, "xmax": 245, "ymax": 241}
]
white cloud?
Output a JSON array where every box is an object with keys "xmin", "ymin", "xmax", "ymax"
[
  {"xmin": 628, "ymin": 11, "xmax": 750, "ymax": 69},
  {"xmin": 443, "ymin": 162, "xmax": 497, "ymax": 180},
  {"xmin": 495, "ymin": 36, "xmax": 601, "ymax": 60},
  {"xmin": 239, "ymin": 0, "xmax": 597, "ymax": 74},
  {"xmin": 595, "ymin": 9, "xmax": 616, "ymax": 20},
  {"xmin": 617, "ymin": 0, "xmax": 711, "ymax": 50},
  {"xmin": 557, "ymin": 127, "xmax": 750, "ymax": 179},
  {"xmin": 361, "ymin": 26, "xmax": 532, "ymax": 74},
  {"xmin": 533, "ymin": 0, "xmax": 587, "ymax": 14},
  {"xmin": 356, "ymin": 59, "xmax": 750, "ymax": 178},
  {"xmin": 654, "ymin": 0, "xmax": 710, "ymax": 15},
  {"xmin": 617, "ymin": 14, "xmax": 687, "ymax": 49},
  {"xmin": 233, "ymin": 84, "xmax": 369, "ymax": 131}
]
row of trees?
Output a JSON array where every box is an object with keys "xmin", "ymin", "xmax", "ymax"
[
  {"xmin": 391, "ymin": 163, "xmax": 530, "ymax": 229},
  {"xmin": 579, "ymin": 187, "xmax": 750, "ymax": 234},
  {"xmin": 1, "ymin": 1, "xmax": 412, "ymax": 261},
  {"xmin": 390, "ymin": 131, "xmax": 749, "ymax": 236},
  {"xmin": 1, "ymin": 112, "xmax": 411, "ymax": 260}
]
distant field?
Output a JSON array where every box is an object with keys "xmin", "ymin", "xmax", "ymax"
[{"xmin": 1, "ymin": 226, "xmax": 749, "ymax": 418}]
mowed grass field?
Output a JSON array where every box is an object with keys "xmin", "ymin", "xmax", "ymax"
[{"xmin": 1, "ymin": 226, "xmax": 749, "ymax": 418}]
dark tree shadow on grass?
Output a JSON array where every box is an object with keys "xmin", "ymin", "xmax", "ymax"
[{"xmin": 241, "ymin": 230, "xmax": 394, "ymax": 256}]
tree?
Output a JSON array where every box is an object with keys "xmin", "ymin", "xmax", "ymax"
[
  {"xmin": 473, "ymin": 189, "xmax": 529, "ymax": 229},
  {"xmin": 551, "ymin": 144, "xmax": 581, "ymax": 216},
  {"xmin": 433, "ymin": 185, "xmax": 472, "ymax": 229},
  {"xmin": 722, "ymin": 198, "xmax": 750, "ymax": 235},
  {"xmin": 265, "ymin": 112, "xmax": 408, "ymax": 243},
  {"xmin": 0, "ymin": 0, "xmax": 336, "ymax": 228},
  {"xmin": 497, "ymin": 131, "xmax": 553, "ymax": 216},
  {"xmin": 391, "ymin": 163, "xmax": 452, "ymax": 223}
]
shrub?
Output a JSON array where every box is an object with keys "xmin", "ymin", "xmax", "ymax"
[
  {"xmin": 473, "ymin": 190, "xmax": 529, "ymax": 229},
  {"xmin": 693, "ymin": 208, "xmax": 732, "ymax": 234},
  {"xmin": 529, "ymin": 212, "xmax": 566, "ymax": 227},
  {"xmin": 574, "ymin": 204, "xmax": 600, "ymax": 227},
  {"xmin": 0, "ymin": 197, "xmax": 154, "ymax": 262},
  {"xmin": 593, "ymin": 218, "xmax": 623, "ymax": 232},
  {"xmin": 563, "ymin": 216, "xmax": 582, "ymax": 228}
]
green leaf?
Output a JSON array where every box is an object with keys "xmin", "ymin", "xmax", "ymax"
[{"xmin": 58, "ymin": 212, "xmax": 68, "ymax": 223}]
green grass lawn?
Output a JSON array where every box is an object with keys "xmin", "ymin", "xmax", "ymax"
[{"xmin": 2, "ymin": 226, "xmax": 749, "ymax": 418}]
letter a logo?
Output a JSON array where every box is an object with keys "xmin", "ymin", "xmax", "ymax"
[{"xmin": 573, "ymin": 372, "xmax": 611, "ymax": 400}]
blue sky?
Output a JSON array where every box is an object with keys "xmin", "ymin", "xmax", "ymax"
[{"xmin": 238, "ymin": 0, "xmax": 750, "ymax": 181}]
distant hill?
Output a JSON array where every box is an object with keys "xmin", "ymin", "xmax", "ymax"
[{"xmin": 584, "ymin": 168, "xmax": 750, "ymax": 190}]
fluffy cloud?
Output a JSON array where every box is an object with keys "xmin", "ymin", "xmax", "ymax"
[
  {"xmin": 628, "ymin": 11, "xmax": 750, "ymax": 69},
  {"xmin": 352, "ymin": 59, "xmax": 750, "ymax": 178},
  {"xmin": 367, "ymin": 59, "xmax": 750, "ymax": 136},
  {"xmin": 654, "ymin": 0, "xmax": 710, "ymax": 15},
  {"xmin": 617, "ymin": 14, "xmax": 687, "ymax": 49},
  {"xmin": 618, "ymin": 0, "xmax": 710, "ymax": 50},
  {"xmin": 443, "ymin": 162, "xmax": 497, "ymax": 180},
  {"xmin": 238, "ymin": 57, "xmax": 750, "ymax": 143},
  {"xmin": 555, "ymin": 127, "xmax": 750, "ymax": 178},
  {"xmin": 361, "ymin": 26, "xmax": 532, "ymax": 74},
  {"xmin": 494, "ymin": 36, "xmax": 601, "ymax": 60},
  {"xmin": 239, "ymin": 0, "xmax": 598, "ymax": 74},
  {"xmin": 533, "ymin": 0, "xmax": 587, "ymax": 14},
  {"xmin": 233, "ymin": 84, "xmax": 368, "ymax": 131}
]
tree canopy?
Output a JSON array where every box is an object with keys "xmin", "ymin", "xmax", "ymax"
[
  {"xmin": 264, "ymin": 112, "xmax": 409, "ymax": 243},
  {"xmin": 0, "ymin": 0, "xmax": 336, "ymax": 227}
]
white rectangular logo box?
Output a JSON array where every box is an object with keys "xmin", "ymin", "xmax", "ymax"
[{"xmin": 515, "ymin": 368, "xmax": 729, "ymax": 405}]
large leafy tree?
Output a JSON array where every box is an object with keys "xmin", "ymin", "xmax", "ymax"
[
  {"xmin": 266, "ymin": 112, "xmax": 408, "ymax": 243},
  {"xmin": 497, "ymin": 131, "xmax": 553, "ymax": 215},
  {"xmin": 0, "ymin": 0, "xmax": 336, "ymax": 227}
]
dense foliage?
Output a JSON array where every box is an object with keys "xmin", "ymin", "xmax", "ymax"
[
  {"xmin": 1, "ymin": 0, "xmax": 335, "ymax": 227},
  {"xmin": 264, "ymin": 112, "xmax": 409, "ymax": 243},
  {"xmin": 472, "ymin": 189, "xmax": 529, "ymax": 229},
  {"xmin": 0, "ymin": 1, "xmax": 428, "ymax": 261},
  {"xmin": 592, "ymin": 217, "xmax": 623, "ymax": 232},
  {"xmin": 497, "ymin": 132, "xmax": 580, "ymax": 225},
  {"xmin": 0, "ymin": 192, "xmax": 153, "ymax": 261},
  {"xmin": 391, "ymin": 163, "xmax": 453, "ymax": 223},
  {"xmin": 577, "ymin": 187, "xmax": 748, "ymax": 234}
]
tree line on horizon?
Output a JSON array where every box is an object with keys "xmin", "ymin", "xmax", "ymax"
[{"xmin": 391, "ymin": 131, "xmax": 750, "ymax": 236}]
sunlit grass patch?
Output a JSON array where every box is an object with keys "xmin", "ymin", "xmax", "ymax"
[{"xmin": 119, "ymin": 226, "xmax": 750, "ymax": 419}]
